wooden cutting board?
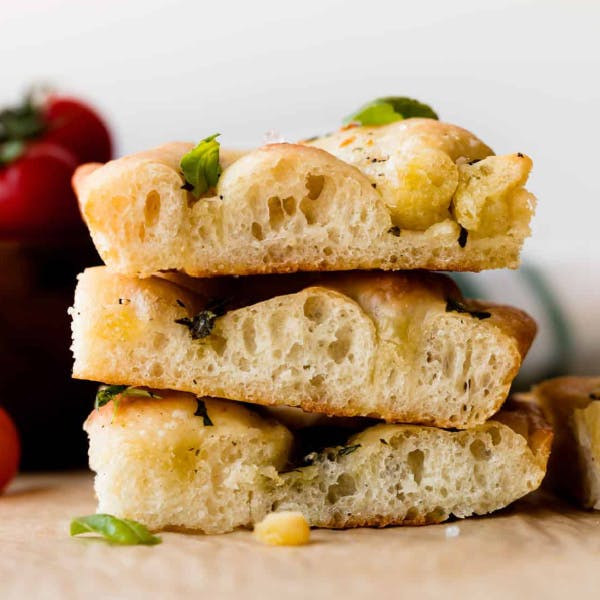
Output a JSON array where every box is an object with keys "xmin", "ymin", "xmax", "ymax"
[{"xmin": 2, "ymin": 472, "xmax": 600, "ymax": 600}]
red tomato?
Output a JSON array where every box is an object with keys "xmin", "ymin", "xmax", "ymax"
[
  {"xmin": 43, "ymin": 96, "xmax": 112, "ymax": 164},
  {"xmin": 0, "ymin": 406, "xmax": 20, "ymax": 492},
  {"xmin": 0, "ymin": 91, "xmax": 112, "ymax": 238},
  {"xmin": 0, "ymin": 141, "xmax": 82, "ymax": 237}
]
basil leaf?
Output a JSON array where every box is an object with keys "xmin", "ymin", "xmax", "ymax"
[
  {"xmin": 174, "ymin": 297, "xmax": 229, "ymax": 340},
  {"xmin": 175, "ymin": 311, "xmax": 218, "ymax": 340},
  {"xmin": 344, "ymin": 97, "xmax": 438, "ymax": 126},
  {"xmin": 194, "ymin": 397, "xmax": 214, "ymax": 426},
  {"xmin": 70, "ymin": 514, "xmax": 161, "ymax": 545},
  {"xmin": 95, "ymin": 385, "xmax": 161, "ymax": 410},
  {"xmin": 303, "ymin": 443, "xmax": 361, "ymax": 465},
  {"xmin": 180, "ymin": 133, "xmax": 222, "ymax": 198},
  {"xmin": 337, "ymin": 444, "xmax": 361, "ymax": 456}
]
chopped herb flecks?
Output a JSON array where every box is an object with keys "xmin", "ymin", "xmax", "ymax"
[
  {"xmin": 338, "ymin": 444, "xmax": 361, "ymax": 456},
  {"xmin": 445, "ymin": 298, "xmax": 491, "ymax": 320},
  {"xmin": 458, "ymin": 226, "xmax": 468, "ymax": 248},
  {"xmin": 175, "ymin": 298, "xmax": 228, "ymax": 340},
  {"xmin": 194, "ymin": 398, "xmax": 214, "ymax": 426}
]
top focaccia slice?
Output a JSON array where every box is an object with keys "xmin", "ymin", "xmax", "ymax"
[{"xmin": 73, "ymin": 119, "xmax": 535, "ymax": 277}]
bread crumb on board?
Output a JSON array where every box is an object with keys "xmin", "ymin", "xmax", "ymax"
[{"xmin": 253, "ymin": 511, "xmax": 310, "ymax": 546}]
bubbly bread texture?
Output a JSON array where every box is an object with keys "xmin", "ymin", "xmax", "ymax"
[
  {"xmin": 73, "ymin": 119, "xmax": 535, "ymax": 277},
  {"xmin": 84, "ymin": 393, "xmax": 552, "ymax": 533},
  {"xmin": 71, "ymin": 267, "xmax": 536, "ymax": 428},
  {"xmin": 532, "ymin": 376, "xmax": 600, "ymax": 509}
]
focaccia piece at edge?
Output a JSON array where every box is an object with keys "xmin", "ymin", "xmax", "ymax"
[{"xmin": 532, "ymin": 376, "xmax": 600, "ymax": 509}]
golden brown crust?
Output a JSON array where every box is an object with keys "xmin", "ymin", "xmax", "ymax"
[
  {"xmin": 468, "ymin": 301, "xmax": 537, "ymax": 360},
  {"xmin": 495, "ymin": 397, "xmax": 554, "ymax": 461}
]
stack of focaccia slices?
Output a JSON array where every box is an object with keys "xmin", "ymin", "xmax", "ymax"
[{"xmin": 70, "ymin": 97, "xmax": 552, "ymax": 536}]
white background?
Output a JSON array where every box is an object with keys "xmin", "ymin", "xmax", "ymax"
[{"xmin": 2, "ymin": 0, "xmax": 599, "ymax": 376}]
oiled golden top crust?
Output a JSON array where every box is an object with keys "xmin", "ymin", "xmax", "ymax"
[{"xmin": 308, "ymin": 118, "xmax": 494, "ymax": 162}]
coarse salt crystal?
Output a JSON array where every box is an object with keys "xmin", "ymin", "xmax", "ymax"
[
  {"xmin": 262, "ymin": 129, "xmax": 286, "ymax": 145},
  {"xmin": 445, "ymin": 525, "xmax": 460, "ymax": 539}
]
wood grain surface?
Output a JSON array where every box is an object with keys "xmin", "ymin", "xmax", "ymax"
[{"xmin": 2, "ymin": 472, "xmax": 600, "ymax": 600}]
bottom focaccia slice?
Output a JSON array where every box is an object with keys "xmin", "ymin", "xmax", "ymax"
[
  {"xmin": 84, "ymin": 391, "xmax": 552, "ymax": 534},
  {"xmin": 532, "ymin": 376, "xmax": 600, "ymax": 509}
]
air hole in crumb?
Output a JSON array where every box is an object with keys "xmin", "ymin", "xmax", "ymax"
[
  {"xmin": 282, "ymin": 196, "xmax": 296, "ymax": 215},
  {"xmin": 327, "ymin": 324, "xmax": 353, "ymax": 363},
  {"xmin": 425, "ymin": 507, "xmax": 446, "ymax": 523},
  {"xmin": 251, "ymin": 222, "xmax": 264, "ymax": 240},
  {"xmin": 268, "ymin": 196, "xmax": 285, "ymax": 229},
  {"xmin": 489, "ymin": 427, "xmax": 502, "ymax": 446},
  {"xmin": 469, "ymin": 439, "xmax": 491, "ymax": 461},
  {"xmin": 299, "ymin": 197, "xmax": 317, "ymax": 224},
  {"xmin": 323, "ymin": 246, "xmax": 333, "ymax": 256},
  {"xmin": 152, "ymin": 332, "xmax": 168, "ymax": 351},
  {"xmin": 407, "ymin": 449, "xmax": 425, "ymax": 484},
  {"xmin": 211, "ymin": 335, "xmax": 227, "ymax": 356},
  {"xmin": 286, "ymin": 343, "xmax": 302, "ymax": 362},
  {"xmin": 305, "ymin": 174, "xmax": 325, "ymax": 200},
  {"xmin": 303, "ymin": 295, "xmax": 328, "ymax": 323},
  {"xmin": 242, "ymin": 319, "xmax": 257, "ymax": 353},
  {"xmin": 310, "ymin": 374, "xmax": 325, "ymax": 387},
  {"xmin": 405, "ymin": 507, "xmax": 419, "ymax": 521},
  {"xmin": 327, "ymin": 473, "xmax": 357, "ymax": 504},
  {"xmin": 149, "ymin": 362, "xmax": 163, "ymax": 377},
  {"xmin": 144, "ymin": 190, "xmax": 161, "ymax": 227}
]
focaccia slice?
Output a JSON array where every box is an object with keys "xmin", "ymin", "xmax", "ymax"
[
  {"xmin": 70, "ymin": 267, "xmax": 536, "ymax": 428},
  {"xmin": 84, "ymin": 393, "xmax": 552, "ymax": 534},
  {"xmin": 532, "ymin": 376, "xmax": 600, "ymax": 509},
  {"xmin": 73, "ymin": 119, "xmax": 535, "ymax": 277}
]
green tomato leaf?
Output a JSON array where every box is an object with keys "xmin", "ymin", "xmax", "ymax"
[
  {"xmin": 0, "ymin": 140, "xmax": 25, "ymax": 165},
  {"xmin": 70, "ymin": 514, "xmax": 161, "ymax": 545},
  {"xmin": 95, "ymin": 385, "xmax": 161, "ymax": 410},
  {"xmin": 180, "ymin": 133, "xmax": 222, "ymax": 198},
  {"xmin": 344, "ymin": 97, "xmax": 438, "ymax": 126}
]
